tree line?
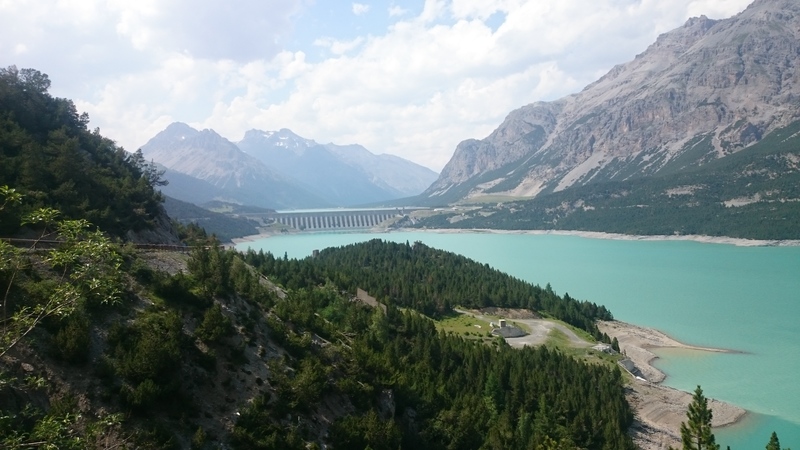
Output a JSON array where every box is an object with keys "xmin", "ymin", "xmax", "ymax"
[
  {"xmin": 243, "ymin": 239, "xmax": 613, "ymax": 337},
  {"xmin": 0, "ymin": 66, "xmax": 165, "ymax": 238}
]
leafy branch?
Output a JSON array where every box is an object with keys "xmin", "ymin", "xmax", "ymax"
[{"xmin": 0, "ymin": 186, "xmax": 123, "ymax": 359}]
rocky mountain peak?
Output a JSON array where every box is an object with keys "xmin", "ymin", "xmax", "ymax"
[
  {"xmin": 240, "ymin": 127, "xmax": 316, "ymax": 155},
  {"xmin": 649, "ymin": 14, "xmax": 719, "ymax": 51},
  {"xmin": 163, "ymin": 121, "xmax": 197, "ymax": 136}
]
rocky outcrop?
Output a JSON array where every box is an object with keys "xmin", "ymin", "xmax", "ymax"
[{"xmin": 425, "ymin": 0, "xmax": 800, "ymax": 202}]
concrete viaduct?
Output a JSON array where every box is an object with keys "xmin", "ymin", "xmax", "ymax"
[{"xmin": 254, "ymin": 208, "xmax": 425, "ymax": 231}]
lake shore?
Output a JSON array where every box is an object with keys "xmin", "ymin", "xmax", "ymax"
[
  {"xmin": 406, "ymin": 228, "xmax": 800, "ymax": 247},
  {"xmin": 597, "ymin": 320, "xmax": 747, "ymax": 450},
  {"xmin": 232, "ymin": 226, "xmax": 798, "ymax": 447},
  {"xmin": 230, "ymin": 226, "xmax": 800, "ymax": 248}
]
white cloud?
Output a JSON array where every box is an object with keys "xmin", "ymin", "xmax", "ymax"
[
  {"xmin": 419, "ymin": 0, "xmax": 448, "ymax": 24},
  {"xmin": 111, "ymin": 0, "xmax": 305, "ymax": 61},
  {"xmin": 388, "ymin": 5, "xmax": 408, "ymax": 17},
  {"xmin": 450, "ymin": 0, "xmax": 514, "ymax": 20},
  {"xmin": 352, "ymin": 2, "xmax": 370, "ymax": 16},
  {"xmin": 313, "ymin": 36, "xmax": 366, "ymax": 55},
  {"xmin": 1, "ymin": 0, "xmax": 755, "ymax": 171}
]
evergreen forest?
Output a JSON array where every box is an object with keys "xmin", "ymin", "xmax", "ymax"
[
  {"xmin": 244, "ymin": 239, "xmax": 612, "ymax": 336},
  {"xmin": 0, "ymin": 66, "xmax": 166, "ymax": 238}
]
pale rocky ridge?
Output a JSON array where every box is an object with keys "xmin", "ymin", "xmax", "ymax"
[
  {"xmin": 140, "ymin": 122, "xmax": 326, "ymax": 209},
  {"xmin": 141, "ymin": 123, "xmax": 438, "ymax": 209},
  {"xmin": 323, "ymin": 142, "xmax": 439, "ymax": 198},
  {"xmin": 237, "ymin": 128, "xmax": 438, "ymax": 206},
  {"xmin": 425, "ymin": 0, "xmax": 800, "ymax": 202}
]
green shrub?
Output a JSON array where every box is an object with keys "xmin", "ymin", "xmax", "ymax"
[
  {"xmin": 194, "ymin": 304, "xmax": 233, "ymax": 344},
  {"xmin": 110, "ymin": 310, "xmax": 183, "ymax": 383},
  {"xmin": 191, "ymin": 426, "xmax": 207, "ymax": 449},
  {"xmin": 122, "ymin": 379, "xmax": 161, "ymax": 410},
  {"xmin": 53, "ymin": 313, "xmax": 90, "ymax": 363},
  {"xmin": 153, "ymin": 272, "xmax": 210, "ymax": 309}
]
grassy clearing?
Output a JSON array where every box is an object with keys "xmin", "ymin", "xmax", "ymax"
[
  {"xmin": 435, "ymin": 311, "xmax": 494, "ymax": 340},
  {"xmin": 544, "ymin": 328, "xmax": 623, "ymax": 369},
  {"xmin": 554, "ymin": 319, "xmax": 596, "ymax": 343},
  {"xmin": 544, "ymin": 328, "xmax": 571, "ymax": 349}
]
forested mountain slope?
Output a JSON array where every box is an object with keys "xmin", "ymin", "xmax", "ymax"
[
  {"xmin": 262, "ymin": 239, "xmax": 613, "ymax": 336},
  {"xmin": 410, "ymin": 121, "xmax": 800, "ymax": 240},
  {"xmin": 0, "ymin": 66, "xmax": 171, "ymax": 241},
  {"xmin": 0, "ymin": 223, "xmax": 635, "ymax": 448},
  {"xmin": 162, "ymin": 196, "xmax": 259, "ymax": 242}
]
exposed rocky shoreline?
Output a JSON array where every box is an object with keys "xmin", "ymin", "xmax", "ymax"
[
  {"xmin": 409, "ymin": 228, "xmax": 800, "ymax": 247},
  {"xmin": 597, "ymin": 321, "xmax": 746, "ymax": 450},
  {"xmin": 231, "ymin": 227, "xmax": 800, "ymax": 248}
]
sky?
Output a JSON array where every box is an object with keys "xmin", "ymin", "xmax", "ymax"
[{"xmin": 1, "ymin": 0, "xmax": 754, "ymax": 172}]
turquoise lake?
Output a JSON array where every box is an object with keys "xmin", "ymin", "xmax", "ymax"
[{"xmin": 235, "ymin": 231, "xmax": 800, "ymax": 448}]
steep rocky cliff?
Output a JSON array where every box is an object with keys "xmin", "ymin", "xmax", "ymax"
[{"xmin": 425, "ymin": 0, "xmax": 800, "ymax": 203}]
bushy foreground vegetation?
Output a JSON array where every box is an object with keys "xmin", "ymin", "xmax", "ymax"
[
  {"xmin": 0, "ymin": 209, "xmax": 636, "ymax": 449},
  {"xmin": 0, "ymin": 66, "xmax": 166, "ymax": 238}
]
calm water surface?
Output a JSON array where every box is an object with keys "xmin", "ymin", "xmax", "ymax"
[{"xmin": 236, "ymin": 231, "xmax": 800, "ymax": 448}]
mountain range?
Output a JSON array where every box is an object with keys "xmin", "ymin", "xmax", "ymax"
[
  {"xmin": 406, "ymin": 0, "xmax": 800, "ymax": 239},
  {"xmin": 140, "ymin": 123, "xmax": 438, "ymax": 209},
  {"xmin": 423, "ymin": 0, "xmax": 800, "ymax": 205}
]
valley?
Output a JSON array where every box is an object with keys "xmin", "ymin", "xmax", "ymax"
[{"xmin": 3, "ymin": 0, "xmax": 800, "ymax": 448}]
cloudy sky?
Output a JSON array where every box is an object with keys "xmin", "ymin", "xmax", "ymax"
[{"xmin": 1, "ymin": 0, "xmax": 753, "ymax": 171}]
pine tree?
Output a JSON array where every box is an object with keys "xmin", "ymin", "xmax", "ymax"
[
  {"xmin": 611, "ymin": 336, "xmax": 620, "ymax": 352},
  {"xmin": 765, "ymin": 431, "xmax": 791, "ymax": 450},
  {"xmin": 676, "ymin": 386, "xmax": 720, "ymax": 450}
]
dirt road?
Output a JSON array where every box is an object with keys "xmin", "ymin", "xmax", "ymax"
[
  {"xmin": 455, "ymin": 308, "xmax": 591, "ymax": 348},
  {"xmin": 505, "ymin": 318, "xmax": 591, "ymax": 348}
]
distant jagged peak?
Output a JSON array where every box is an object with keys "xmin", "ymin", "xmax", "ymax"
[
  {"xmin": 682, "ymin": 15, "xmax": 717, "ymax": 30},
  {"xmin": 160, "ymin": 121, "xmax": 200, "ymax": 140},
  {"xmin": 645, "ymin": 14, "xmax": 719, "ymax": 54},
  {"xmin": 157, "ymin": 122, "xmax": 235, "ymax": 145},
  {"xmin": 240, "ymin": 127, "xmax": 317, "ymax": 154},
  {"xmin": 164, "ymin": 121, "xmax": 196, "ymax": 133}
]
